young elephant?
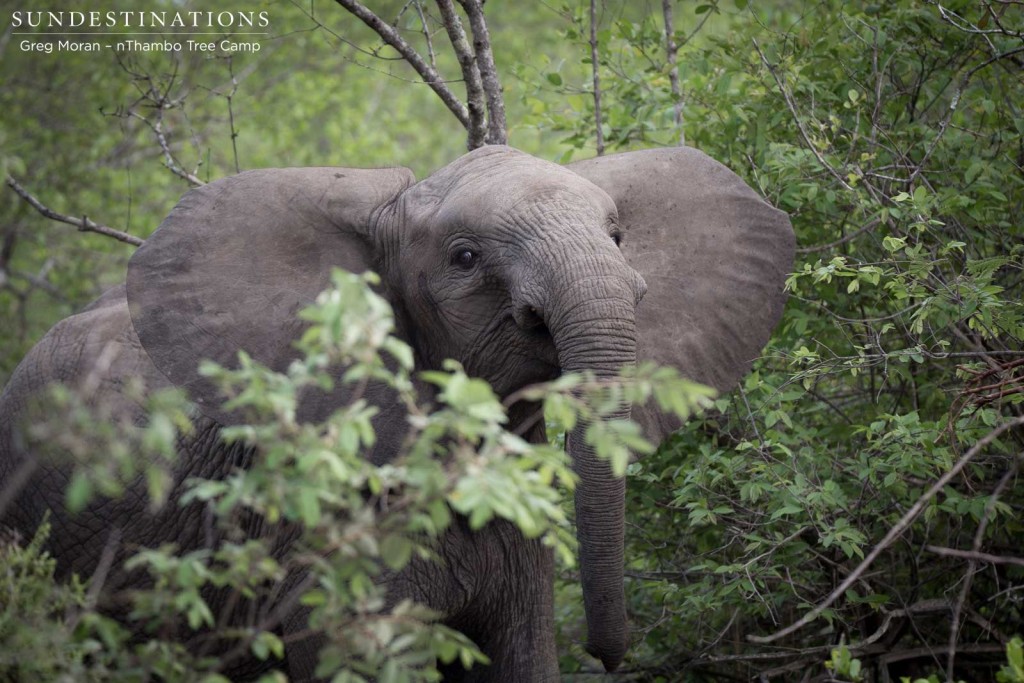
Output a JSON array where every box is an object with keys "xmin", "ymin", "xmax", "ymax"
[{"xmin": 0, "ymin": 145, "xmax": 794, "ymax": 681}]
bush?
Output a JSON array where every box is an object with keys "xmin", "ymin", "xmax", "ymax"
[{"xmin": 0, "ymin": 269, "xmax": 710, "ymax": 681}]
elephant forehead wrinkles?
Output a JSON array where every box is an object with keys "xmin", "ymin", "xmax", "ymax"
[{"xmin": 491, "ymin": 198, "xmax": 614, "ymax": 255}]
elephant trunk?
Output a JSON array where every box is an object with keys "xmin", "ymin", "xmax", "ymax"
[{"xmin": 549, "ymin": 291, "xmax": 637, "ymax": 672}]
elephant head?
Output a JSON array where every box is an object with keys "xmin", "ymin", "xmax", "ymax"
[{"xmin": 126, "ymin": 145, "xmax": 793, "ymax": 671}]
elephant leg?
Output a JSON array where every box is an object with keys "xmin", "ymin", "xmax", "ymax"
[{"xmin": 427, "ymin": 519, "xmax": 559, "ymax": 683}]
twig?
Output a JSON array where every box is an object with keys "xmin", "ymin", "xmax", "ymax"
[
  {"xmin": 457, "ymin": 0, "xmax": 506, "ymax": 144},
  {"xmin": 333, "ymin": 0, "xmax": 470, "ymax": 129},
  {"xmin": 226, "ymin": 59, "xmax": 241, "ymax": 175},
  {"xmin": 82, "ymin": 528, "xmax": 122, "ymax": 615},
  {"xmin": 946, "ymin": 460, "xmax": 1019, "ymax": 680},
  {"xmin": 6, "ymin": 177, "xmax": 143, "ymax": 247},
  {"xmin": 589, "ymin": 0, "xmax": 605, "ymax": 155},
  {"xmin": 879, "ymin": 642, "xmax": 1005, "ymax": 666},
  {"xmin": 117, "ymin": 57, "xmax": 206, "ymax": 187},
  {"xmin": 926, "ymin": 545, "xmax": 1024, "ymax": 568},
  {"xmin": 149, "ymin": 110, "xmax": 205, "ymax": 187},
  {"xmin": 661, "ymin": 0, "xmax": 683, "ymax": 145},
  {"xmin": 796, "ymin": 218, "xmax": 882, "ymax": 254},
  {"xmin": 747, "ymin": 416, "xmax": 1024, "ymax": 644},
  {"xmin": 909, "ymin": 45, "xmax": 1024, "ymax": 184},
  {"xmin": 752, "ymin": 39, "xmax": 855, "ymax": 193},
  {"xmin": 436, "ymin": 0, "xmax": 487, "ymax": 149},
  {"xmin": 413, "ymin": 0, "xmax": 437, "ymax": 70}
]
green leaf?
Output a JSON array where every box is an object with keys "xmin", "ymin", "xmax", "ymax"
[
  {"xmin": 882, "ymin": 235, "xmax": 906, "ymax": 252},
  {"xmin": 296, "ymin": 488, "xmax": 321, "ymax": 527},
  {"xmin": 380, "ymin": 534, "xmax": 414, "ymax": 570},
  {"xmin": 65, "ymin": 474, "xmax": 93, "ymax": 514}
]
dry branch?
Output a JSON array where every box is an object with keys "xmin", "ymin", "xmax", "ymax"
[
  {"xmin": 748, "ymin": 415, "xmax": 1024, "ymax": 644},
  {"xmin": 945, "ymin": 460, "xmax": 1020, "ymax": 677},
  {"xmin": 927, "ymin": 545, "xmax": 1024, "ymax": 568},
  {"xmin": 127, "ymin": 110, "xmax": 206, "ymax": 187},
  {"xmin": 661, "ymin": 0, "xmax": 683, "ymax": 145},
  {"xmin": 589, "ymin": 0, "xmax": 605, "ymax": 156},
  {"xmin": 333, "ymin": 0, "xmax": 471, "ymax": 129},
  {"xmin": 413, "ymin": 0, "xmax": 438, "ymax": 70},
  {"xmin": 436, "ymin": 0, "xmax": 487, "ymax": 149},
  {"xmin": 6, "ymin": 177, "xmax": 143, "ymax": 247},
  {"xmin": 457, "ymin": 0, "xmax": 506, "ymax": 144}
]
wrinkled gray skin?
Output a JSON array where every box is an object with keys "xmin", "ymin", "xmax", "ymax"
[{"xmin": 0, "ymin": 146, "xmax": 794, "ymax": 681}]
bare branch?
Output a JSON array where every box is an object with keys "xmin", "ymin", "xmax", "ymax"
[
  {"xmin": 946, "ymin": 459, "xmax": 1019, "ymax": 679},
  {"xmin": 457, "ymin": 0, "xmax": 506, "ymax": 145},
  {"xmin": 333, "ymin": 0, "xmax": 470, "ymax": 129},
  {"xmin": 796, "ymin": 218, "xmax": 882, "ymax": 254},
  {"xmin": 589, "ymin": 0, "xmax": 605, "ymax": 155},
  {"xmin": 661, "ymin": 0, "xmax": 683, "ymax": 145},
  {"xmin": 226, "ymin": 58, "xmax": 241, "ymax": 175},
  {"xmin": 748, "ymin": 416, "xmax": 1024, "ymax": 644},
  {"xmin": 436, "ymin": 0, "xmax": 487, "ymax": 149},
  {"xmin": 413, "ymin": 1, "xmax": 437, "ymax": 70},
  {"xmin": 140, "ymin": 109, "xmax": 206, "ymax": 187},
  {"xmin": 6, "ymin": 177, "xmax": 143, "ymax": 247},
  {"xmin": 927, "ymin": 545, "xmax": 1024, "ymax": 568}
]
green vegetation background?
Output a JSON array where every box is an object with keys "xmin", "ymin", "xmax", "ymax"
[{"xmin": 1, "ymin": 0, "xmax": 1022, "ymax": 680}]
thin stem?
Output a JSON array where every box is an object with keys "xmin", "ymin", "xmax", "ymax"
[
  {"xmin": 590, "ymin": 0, "xmax": 605, "ymax": 155},
  {"xmin": 661, "ymin": 0, "xmax": 683, "ymax": 145},
  {"xmin": 413, "ymin": 0, "xmax": 437, "ymax": 70}
]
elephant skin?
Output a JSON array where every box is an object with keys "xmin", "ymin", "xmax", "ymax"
[{"xmin": 0, "ymin": 145, "xmax": 794, "ymax": 681}]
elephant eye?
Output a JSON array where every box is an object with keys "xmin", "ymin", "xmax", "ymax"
[
  {"xmin": 452, "ymin": 248, "xmax": 477, "ymax": 269},
  {"xmin": 611, "ymin": 231, "xmax": 622, "ymax": 247}
]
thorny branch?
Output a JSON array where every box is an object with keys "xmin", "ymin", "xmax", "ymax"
[
  {"xmin": 114, "ymin": 55, "xmax": 207, "ymax": 187},
  {"xmin": 126, "ymin": 109, "xmax": 206, "ymax": 187}
]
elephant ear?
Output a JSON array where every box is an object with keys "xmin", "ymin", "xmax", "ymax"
[
  {"xmin": 569, "ymin": 148, "xmax": 794, "ymax": 440},
  {"xmin": 127, "ymin": 166, "xmax": 415, "ymax": 425}
]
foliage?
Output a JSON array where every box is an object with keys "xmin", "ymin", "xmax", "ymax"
[
  {"xmin": 2, "ymin": 0, "xmax": 1024, "ymax": 681},
  {"xmin": 0, "ymin": 520, "xmax": 93, "ymax": 680},
  {"xmin": 999, "ymin": 638, "xmax": 1024, "ymax": 683},
  {"xmin": 524, "ymin": 0, "xmax": 1024, "ymax": 680},
  {"xmin": 0, "ymin": 269, "xmax": 709, "ymax": 680}
]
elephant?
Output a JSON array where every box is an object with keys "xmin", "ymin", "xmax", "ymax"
[{"xmin": 0, "ymin": 145, "xmax": 794, "ymax": 681}]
